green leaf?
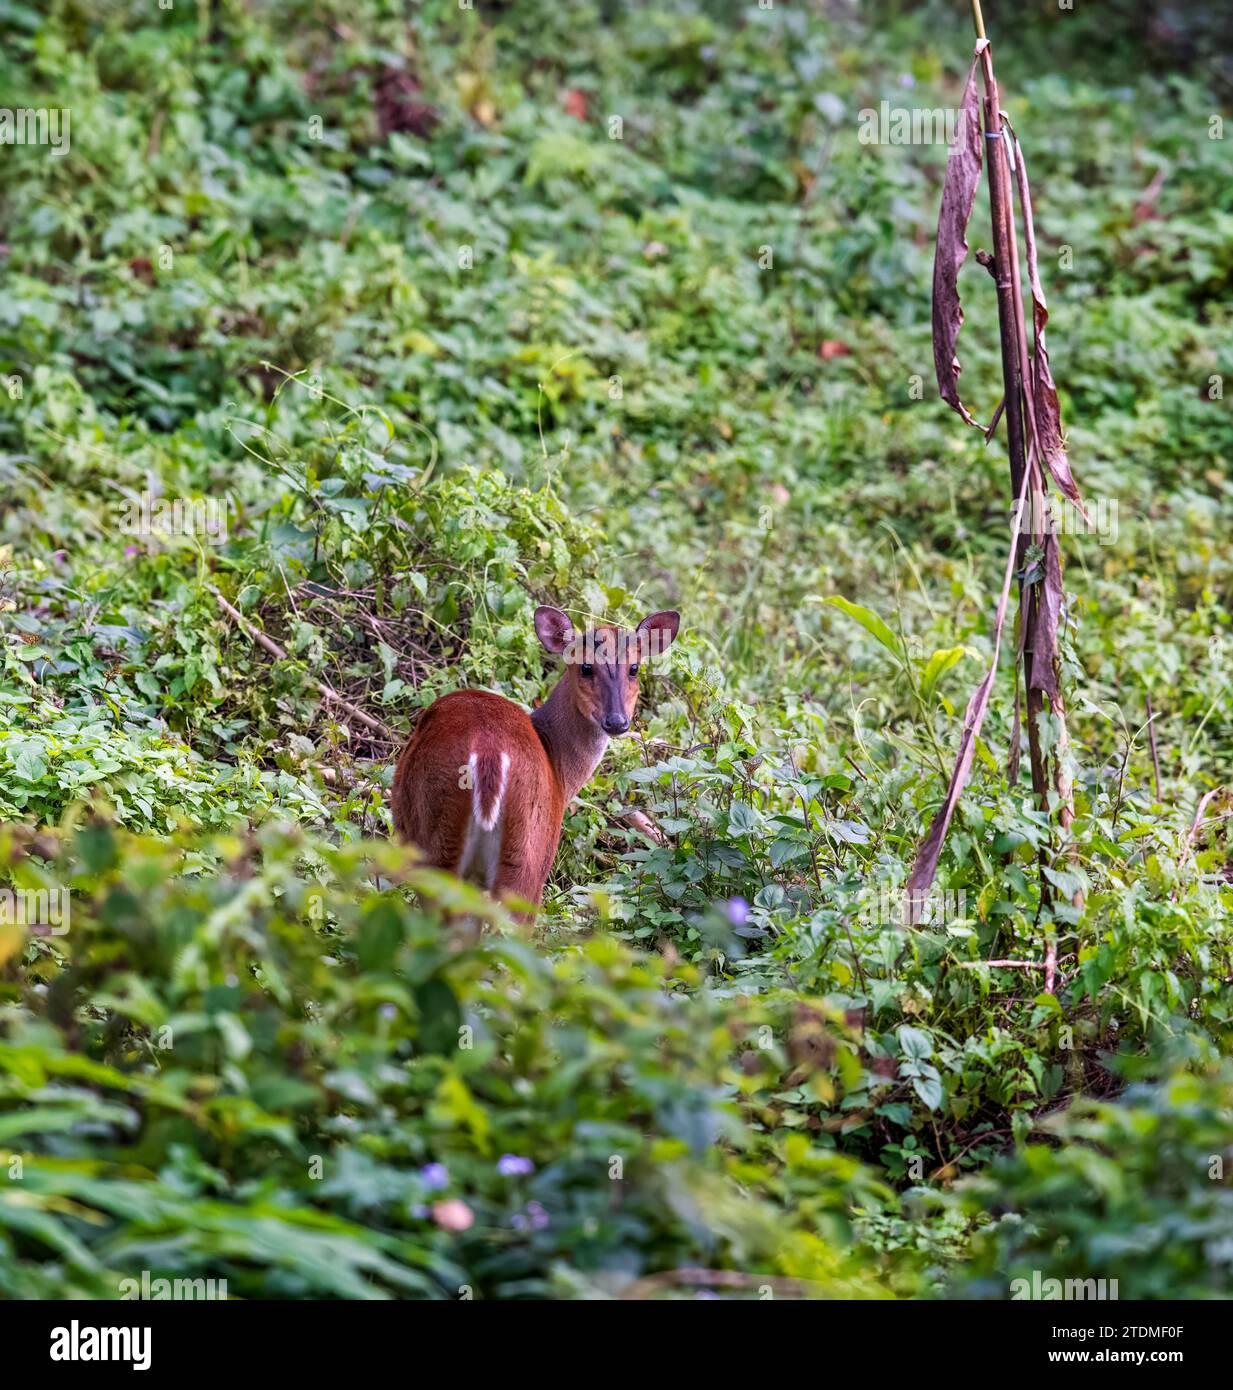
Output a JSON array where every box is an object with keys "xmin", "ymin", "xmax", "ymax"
[
  {"xmin": 769, "ymin": 837, "xmax": 808, "ymax": 868},
  {"xmin": 816, "ymin": 596, "xmax": 905, "ymax": 661},
  {"xmin": 11, "ymin": 742, "xmax": 48, "ymax": 782},
  {"xmin": 1043, "ymin": 865, "xmax": 1086, "ymax": 900},
  {"xmin": 356, "ymin": 901, "xmax": 405, "ymax": 971},
  {"xmin": 897, "ymin": 1025, "xmax": 933, "ymax": 1061},
  {"xmin": 919, "ymin": 646, "xmax": 966, "ymax": 702},
  {"xmin": 912, "ymin": 1072, "xmax": 944, "ymax": 1111}
]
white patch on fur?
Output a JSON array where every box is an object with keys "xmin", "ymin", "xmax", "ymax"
[
  {"xmin": 456, "ymin": 750, "xmax": 509, "ymax": 891},
  {"xmin": 471, "ymin": 750, "xmax": 509, "ymax": 831}
]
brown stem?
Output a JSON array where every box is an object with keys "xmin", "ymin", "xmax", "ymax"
[
  {"xmin": 972, "ymin": 19, "xmax": 1080, "ymax": 987},
  {"xmin": 976, "ymin": 50, "xmax": 1048, "ymax": 813}
]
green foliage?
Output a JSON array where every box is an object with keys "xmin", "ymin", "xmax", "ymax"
[
  {"xmin": 0, "ymin": 822, "xmax": 899, "ymax": 1299},
  {"xmin": 1, "ymin": 0, "xmax": 1231, "ymax": 1298},
  {"xmin": 954, "ymin": 1066, "xmax": 1233, "ymax": 1300}
]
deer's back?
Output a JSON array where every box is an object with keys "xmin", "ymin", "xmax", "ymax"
[{"xmin": 391, "ymin": 690, "xmax": 563, "ymax": 898}]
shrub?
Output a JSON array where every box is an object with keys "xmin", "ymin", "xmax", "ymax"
[{"xmin": 0, "ymin": 821, "xmax": 905, "ymax": 1299}]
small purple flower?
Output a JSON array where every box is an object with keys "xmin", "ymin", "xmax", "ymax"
[
  {"xmin": 512, "ymin": 1201, "xmax": 550, "ymax": 1233},
  {"xmin": 124, "ymin": 546, "xmax": 139, "ymax": 559},
  {"xmin": 497, "ymin": 1153, "xmax": 534, "ymax": 1177},
  {"xmin": 726, "ymin": 896, "xmax": 749, "ymax": 927},
  {"xmin": 419, "ymin": 1162, "xmax": 449, "ymax": 1191},
  {"xmin": 379, "ymin": 1003, "xmax": 397, "ymax": 1020}
]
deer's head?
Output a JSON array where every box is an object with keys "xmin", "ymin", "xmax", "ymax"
[{"xmin": 534, "ymin": 607, "xmax": 680, "ymax": 736}]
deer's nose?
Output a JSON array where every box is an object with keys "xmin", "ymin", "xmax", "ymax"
[{"xmin": 602, "ymin": 713, "xmax": 630, "ymax": 735}]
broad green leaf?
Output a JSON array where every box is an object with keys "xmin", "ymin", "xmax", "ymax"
[
  {"xmin": 920, "ymin": 646, "xmax": 967, "ymax": 701},
  {"xmin": 897, "ymin": 1025, "xmax": 933, "ymax": 1061},
  {"xmin": 815, "ymin": 596, "xmax": 905, "ymax": 661}
]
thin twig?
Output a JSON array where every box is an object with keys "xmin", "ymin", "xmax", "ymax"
[
  {"xmin": 1181, "ymin": 786, "xmax": 1224, "ymax": 867},
  {"xmin": 209, "ymin": 585, "xmax": 396, "ymax": 739},
  {"xmin": 843, "ymin": 752, "xmax": 870, "ymax": 783},
  {"xmin": 958, "ymin": 958, "xmax": 1046, "ymax": 970},
  {"xmin": 1145, "ymin": 691, "xmax": 1162, "ymax": 801}
]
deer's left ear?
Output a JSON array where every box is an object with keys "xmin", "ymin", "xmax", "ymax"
[{"xmin": 636, "ymin": 610, "xmax": 680, "ymax": 659}]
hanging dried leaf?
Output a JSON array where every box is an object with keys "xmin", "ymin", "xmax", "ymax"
[
  {"xmin": 1028, "ymin": 528, "xmax": 1063, "ymax": 701},
  {"xmin": 931, "ymin": 40, "xmax": 989, "ymax": 430},
  {"xmin": 905, "ymin": 468, "xmax": 1029, "ymax": 921},
  {"xmin": 1007, "ymin": 127, "xmax": 1085, "ymax": 513}
]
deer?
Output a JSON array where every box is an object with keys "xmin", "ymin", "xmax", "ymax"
[{"xmin": 391, "ymin": 606, "xmax": 680, "ymax": 917}]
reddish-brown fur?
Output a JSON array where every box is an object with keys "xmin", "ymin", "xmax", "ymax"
[
  {"xmin": 392, "ymin": 689, "xmax": 566, "ymax": 906},
  {"xmin": 390, "ymin": 607, "xmax": 680, "ymax": 915}
]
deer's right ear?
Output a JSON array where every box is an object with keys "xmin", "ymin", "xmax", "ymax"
[{"xmin": 534, "ymin": 605, "xmax": 575, "ymax": 655}]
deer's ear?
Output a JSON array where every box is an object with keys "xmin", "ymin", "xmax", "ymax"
[
  {"xmin": 534, "ymin": 605, "xmax": 575, "ymax": 655},
  {"xmin": 636, "ymin": 610, "xmax": 680, "ymax": 659}
]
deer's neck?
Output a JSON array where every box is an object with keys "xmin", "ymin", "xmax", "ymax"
[{"xmin": 530, "ymin": 679, "xmax": 608, "ymax": 802}]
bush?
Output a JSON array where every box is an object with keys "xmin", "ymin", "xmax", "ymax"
[
  {"xmin": 952, "ymin": 1066, "xmax": 1233, "ymax": 1300},
  {"xmin": 0, "ymin": 820, "xmax": 907, "ymax": 1299}
]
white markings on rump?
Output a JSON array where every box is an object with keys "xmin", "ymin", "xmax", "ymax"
[
  {"xmin": 471, "ymin": 750, "xmax": 509, "ymax": 830},
  {"xmin": 457, "ymin": 750, "xmax": 510, "ymax": 891}
]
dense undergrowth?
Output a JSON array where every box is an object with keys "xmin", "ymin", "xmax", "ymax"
[{"xmin": 1, "ymin": 0, "xmax": 1231, "ymax": 1297}]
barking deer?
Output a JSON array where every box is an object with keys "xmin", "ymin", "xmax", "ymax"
[{"xmin": 391, "ymin": 607, "xmax": 680, "ymax": 914}]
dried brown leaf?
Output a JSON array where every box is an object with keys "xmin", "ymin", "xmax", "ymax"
[
  {"xmin": 1008, "ymin": 127, "xmax": 1085, "ymax": 513},
  {"xmin": 931, "ymin": 40, "xmax": 989, "ymax": 430},
  {"xmin": 1029, "ymin": 528, "xmax": 1063, "ymax": 701}
]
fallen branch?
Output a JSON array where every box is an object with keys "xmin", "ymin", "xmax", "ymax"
[
  {"xmin": 618, "ymin": 808, "xmax": 669, "ymax": 847},
  {"xmin": 209, "ymin": 584, "xmax": 396, "ymax": 740}
]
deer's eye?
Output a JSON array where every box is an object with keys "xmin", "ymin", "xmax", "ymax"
[
  {"xmin": 628, "ymin": 665, "xmax": 640, "ymax": 678},
  {"xmin": 579, "ymin": 664, "xmax": 594, "ymax": 679}
]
